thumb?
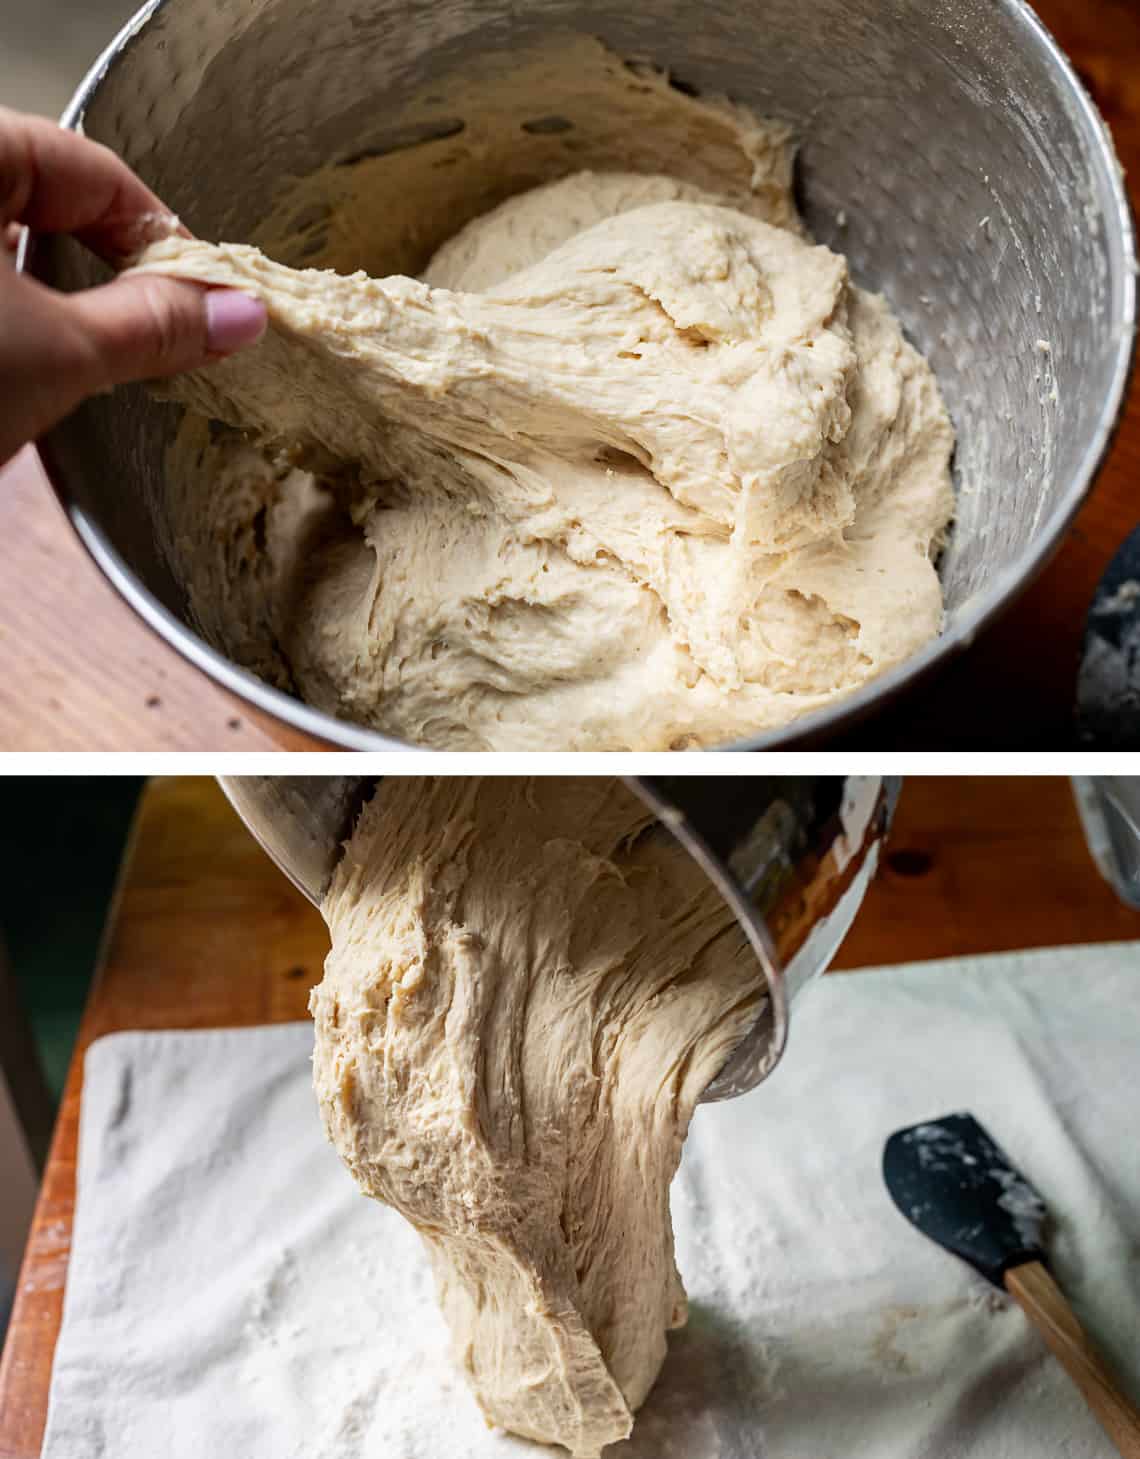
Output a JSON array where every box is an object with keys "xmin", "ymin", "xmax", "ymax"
[
  {"xmin": 1, "ymin": 270, "xmax": 266, "ymax": 465},
  {"xmin": 67, "ymin": 272, "xmax": 267, "ymax": 389}
]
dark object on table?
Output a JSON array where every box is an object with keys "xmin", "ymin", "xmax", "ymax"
[{"xmin": 1077, "ymin": 524, "xmax": 1140, "ymax": 747}]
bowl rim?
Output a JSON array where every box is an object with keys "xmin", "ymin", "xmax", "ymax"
[{"xmin": 25, "ymin": 0, "xmax": 1139, "ymax": 753}]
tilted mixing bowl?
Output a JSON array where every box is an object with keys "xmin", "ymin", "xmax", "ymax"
[
  {"xmin": 25, "ymin": 0, "xmax": 1135, "ymax": 749},
  {"xmin": 218, "ymin": 775, "xmax": 899, "ymax": 1099}
]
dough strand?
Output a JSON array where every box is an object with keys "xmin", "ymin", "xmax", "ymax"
[{"xmin": 311, "ymin": 778, "xmax": 765, "ymax": 1455}]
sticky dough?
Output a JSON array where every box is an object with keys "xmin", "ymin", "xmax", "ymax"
[
  {"xmin": 135, "ymin": 56, "xmax": 953, "ymax": 750},
  {"xmin": 310, "ymin": 777, "xmax": 763, "ymax": 1455}
]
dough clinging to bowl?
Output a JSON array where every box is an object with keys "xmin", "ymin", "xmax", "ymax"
[
  {"xmin": 136, "ymin": 74, "xmax": 954, "ymax": 750},
  {"xmin": 310, "ymin": 776, "xmax": 765, "ymax": 1454}
]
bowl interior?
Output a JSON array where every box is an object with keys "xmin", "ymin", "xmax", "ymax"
[{"xmin": 38, "ymin": 0, "xmax": 1135, "ymax": 747}]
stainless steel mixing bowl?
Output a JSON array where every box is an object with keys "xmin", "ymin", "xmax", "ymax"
[
  {"xmin": 218, "ymin": 774, "xmax": 899, "ymax": 1099},
  {"xmin": 26, "ymin": 0, "xmax": 1136, "ymax": 750}
]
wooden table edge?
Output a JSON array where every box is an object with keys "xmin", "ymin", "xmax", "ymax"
[{"xmin": 0, "ymin": 801, "xmax": 147, "ymax": 1459}]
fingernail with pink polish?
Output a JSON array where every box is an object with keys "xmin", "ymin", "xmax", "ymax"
[{"xmin": 206, "ymin": 290, "xmax": 268, "ymax": 356}]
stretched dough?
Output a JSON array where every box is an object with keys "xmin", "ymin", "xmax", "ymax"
[
  {"xmin": 134, "ymin": 158, "xmax": 952, "ymax": 750},
  {"xmin": 310, "ymin": 778, "xmax": 763, "ymax": 1455}
]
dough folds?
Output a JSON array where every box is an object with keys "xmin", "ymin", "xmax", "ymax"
[
  {"xmin": 310, "ymin": 778, "xmax": 762, "ymax": 1455},
  {"xmin": 133, "ymin": 96, "xmax": 953, "ymax": 750}
]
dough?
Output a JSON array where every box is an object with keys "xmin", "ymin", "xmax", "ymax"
[
  {"xmin": 135, "ymin": 52, "xmax": 953, "ymax": 750},
  {"xmin": 310, "ymin": 778, "xmax": 763, "ymax": 1455}
]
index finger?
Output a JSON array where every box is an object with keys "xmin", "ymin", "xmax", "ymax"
[{"xmin": 0, "ymin": 107, "xmax": 187, "ymax": 263}]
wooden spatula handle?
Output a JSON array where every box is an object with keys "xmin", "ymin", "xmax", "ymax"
[{"xmin": 1005, "ymin": 1260, "xmax": 1140, "ymax": 1457}]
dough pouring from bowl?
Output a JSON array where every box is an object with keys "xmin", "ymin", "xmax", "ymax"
[
  {"xmin": 310, "ymin": 777, "xmax": 766, "ymax": 1455},
  {"xmin": 135, "ymin": 44, "xmax": 954, "ymax": 751}
]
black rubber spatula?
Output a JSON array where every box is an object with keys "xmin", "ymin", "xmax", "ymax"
[{"xmin": 883, "ymin": 1112, "xmax": 1140, "ymax": 1457}]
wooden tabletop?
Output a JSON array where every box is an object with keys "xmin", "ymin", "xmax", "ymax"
[
  {"xmin": 2, "ymin": 0, "xmax": 1140, "ymax": 750},
  {"xmin": 0, "ymin": 451, "xmax": 319, "ymax": 752},
  {"xmin": 1, "ymin": 773, "xmax": 1138, "ymax": 1456}
]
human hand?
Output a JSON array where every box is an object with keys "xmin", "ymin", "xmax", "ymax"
[{"xmin": 0, "ymin": 107, "xmax": 267, "ymax": 468}]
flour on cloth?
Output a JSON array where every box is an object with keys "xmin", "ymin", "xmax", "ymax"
[
  {"xmin": 310, "ymin": 778, "xmax": 763, "ymax": 1455},
  {"xmin": 132, "ymin": 47, "xmax": 953, "ymax": 750},
  {"xmin": 41, "ymin": 944, "xmax": 1140, "ymax": 1459}
]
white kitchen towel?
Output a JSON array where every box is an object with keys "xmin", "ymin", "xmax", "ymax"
[{"xmin": 41, "ymin": 944, "xmax": 1140, "ymax": 1459}]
